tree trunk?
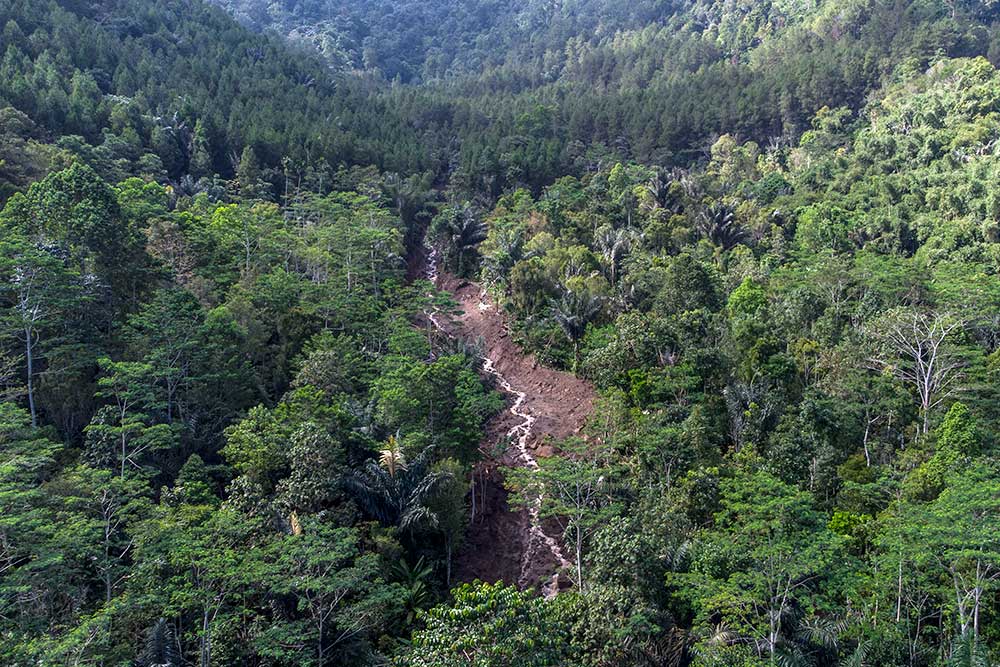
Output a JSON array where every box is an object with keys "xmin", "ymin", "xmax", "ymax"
[
  {"xmin": 575, "ymin": 524, "xmax": 583, "ymax": 592},
  {"xmin": 317, "ymin": 618, "xmax": 326, "ymax": 667},
  {"xmin": 863, "ymin": 414, "xmax": 873, "ymax": 466},
  {"xmin": 953, "ymin": 568, "xmax": 970, "ymax": 637},
  {"xmin": 166, "ymin": 382, "xmax": 175, "ymax": 424},
  {"xmin": 121, "ymin": 431, "xmax": 128, "ymax": 478},
  {"xmin": 24, "ymin": 327, "xmax": 36, "ymax": 428},
  {"xmin": 896, "ymin": 555, "xmax": 903, "ymax": 623},
  {"xmin": 470, "ymin": 473, "xmax": 476, "ymax": 523},
  {"xmin": 974, "ymin": 586, "xmax": 981, "ymax": 637},
  {"xmin": 446, "ymin": 539, "xmax": 453, "ymax": 587},
  {"xmin": 200, "ymin": 609, "xmax": 211, "ymax": 667}
]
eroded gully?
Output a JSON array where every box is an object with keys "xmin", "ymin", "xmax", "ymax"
[{"xmin": 423, "ymin": 244, "xmax": 580, "ymax": 598}]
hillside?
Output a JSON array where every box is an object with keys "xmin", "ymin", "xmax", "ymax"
[
  {"xmin": 0, "ymin": 0, "xmax": 434, "ymax": 196},
  {"xmin": 207, "ymin": 0, "xmax": 688, "ymax": 81},
  {"xmin": 209, "ymin": 0, "xmax": 1000, "ymax": 193},
  {"xmin": 4, "ymin": 1, "xmax": 1000, "ymax": 666}
]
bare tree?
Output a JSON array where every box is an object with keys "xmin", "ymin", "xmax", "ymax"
[
  {"xmin": 7, "ymin": 257, "xmax": 54, "ymax": 428},
  {"xmin": 866, "ymin": 309, "xmax": 967, "ymax": 434}
]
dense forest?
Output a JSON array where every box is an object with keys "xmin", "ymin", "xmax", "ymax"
[{"xmin": 5, "ymin": 0, "xmax": 1000, "ymax": 665}]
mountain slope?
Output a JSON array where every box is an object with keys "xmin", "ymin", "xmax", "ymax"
[
  {"xmin": 208, "ymin": 0, "xmax": 1000, "ymax": 194},
  {"xmin": 0, "ymin": 0, "xmax": 431, "ymax": 193},
  {"xmin": 208, "ymin": 0, "xmax": 688, "ymax": 82}
]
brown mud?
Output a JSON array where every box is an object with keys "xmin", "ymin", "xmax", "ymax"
[{"xmin": 433, "ymin": 273, "xmax": 596, "ymax": 592}]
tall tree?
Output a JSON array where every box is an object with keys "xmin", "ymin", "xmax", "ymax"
[
  {"xmin": 256, "ymin": 523, "xmax": 401, "ymax": 667},
  {"xmin": 507, "ymin": 438, "xmax": 618, "ymax": 591},
  {"xmin": 867, "ymin": 309, "xmax": 969, "ymax": 434},
  {"xmin": 678, "ymin": 464, "xmax": 847, "ymax": 662},
  {"xmin": 0, "ymin": 234, "xmax": 82, "ymax": 427},
  {"xmin": 345, "ymin": 438, "xmax": 451, "ymax": 532},
  {"xmin": 85, "ymin": 358, "xmax": 176, "ymax": 478}
]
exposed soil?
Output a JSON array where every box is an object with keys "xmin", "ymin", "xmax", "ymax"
[
  {"xmin": 439, "ymin": 275, "xmax": 596, "ymax": 443},
  {"xmin": 434, "ymin": 273, "xmax": 597, "ymax": 593}
]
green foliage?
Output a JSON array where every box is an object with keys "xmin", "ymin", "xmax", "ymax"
[
  {"xmin": 507, "ymin": 438, "xmax": 620, "ymax": 590},
  {"xmin": 0, "ymin": 147, "xmax": 495, "ymax": 663},
  {"xmin": 678, "ymin": 465, "xmax": 849, "ymax": 662},
  {"xmin": 345, "ymin": 437, "xmax": 452, "ymax": 532},
  {"xmin": 85, "ymin": 357, "xmax": 178, "ymax": 479},
  {"xmin": 8, "ymin": 0, "xmax": 1000, "ymax": 664},
  {"xmin": 431, "ymin": 203, "xmax": 487, "ymax": 277},
  {"xmin": 403, "ymin": 581, "xmax": 565, "ymax": 667},
  {"xmin": 254, "ymin": 522, "xmax": 403, "ymax": 666},
  {"xmin": 374, "ymin": 354, "xmax": 502, "ymax": 462}
]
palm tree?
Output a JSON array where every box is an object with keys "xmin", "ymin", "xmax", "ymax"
[
  {"xmin": 696, "ymin": 203, "xmax": 746, "ymax": 250},
  {"xmin": 839, "ymin": 641, "xmax": 871, "ymax": 667},
  {"xmin": 595, "ymin": 225, "xmax": 634, "ymax": 286},
  {"xmin": 480, "ymin": 225, "xmax": 524, "ymax": 292},
  {"xmin": 345, "ymin": 439, "xmax": 451, "ymax": 531},
  {"xmin": 948, "ymin": 635, "xmax": 993, "ymax": 667},
  {"xmin": 384, "ymin": 172, "xmax": 437, "ymax": 255},
  {"xmin": 772, "ymin": 616, "xmax": 841, "ymax": 666},
  {"xmin": 643, "ymin": 170, "xmax": 671, "ymax": 212},
  {"xmin": 694, "ymin": 614, "xmax": 847, "ymax": 667},
  {"xmin": 391, "ymin": 556, "xmax": 435, "ymax": 626},
  {"xmin": 552, "ymin": 289, "xmax": 604, "ymax": 369},
  {"xmin": 383, "ymin": 172, "xmax": 435, "ymax": 228},
  {"xmin": 137, "ymin": 618, "xmax": 181, "ymax": 667},
  {"xmin": 641, "ymin": 168, "xmax": 684, "ymax": 215},
  {"xmin": 432, "ymin": 204, "xmax": 487, "ymax": 277},
  {"xmin": 379, "ymin": 434, "xmax": 407, "ymax": 477}
]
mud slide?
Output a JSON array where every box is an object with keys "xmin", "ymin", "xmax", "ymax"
[{"xmin": 422, "ymin": 247, "xmax": 596, "ymax": 596}]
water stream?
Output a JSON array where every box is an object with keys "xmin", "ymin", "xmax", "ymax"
[{"xmin": 423, "ymin": 243, "xmax": 571, "ymax": 597}]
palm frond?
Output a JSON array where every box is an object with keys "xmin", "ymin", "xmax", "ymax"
[
  {"xmin": 379, "ymin": 434, "xmax": 407, "ymax": 477},
  {"xmin": 696, "ymin": 203, "xmax": 745, "ymax": 250},
  {"xmin": 795, "ymin": 617, "xmax": 840, "ymax": 651},
  {"xmin": 839, "ymin": 640, "xmax": 870, "ymax": 667}
]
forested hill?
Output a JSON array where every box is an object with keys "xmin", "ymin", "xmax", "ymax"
[
  {"xmin": 7, "ymin": 0, "xmax": 1000, "ymax": 666},
  {"xmin": 0, "ymin": 0, "xmax": 435, "ymax": 193},
  {"xmin": 206, "ymin": 0, "xmax": 687, "ymax": 82},
  {"xmin": 6, "ymin": 0, "xmax": 999, "ymax": 200},
  {"xmin": 210, "ymin": 0, "xmax": 1000, "ymax": 195},
  {"xmin": 205, "ymin": 0, "xmax": 1000, "ymax": 85}
]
